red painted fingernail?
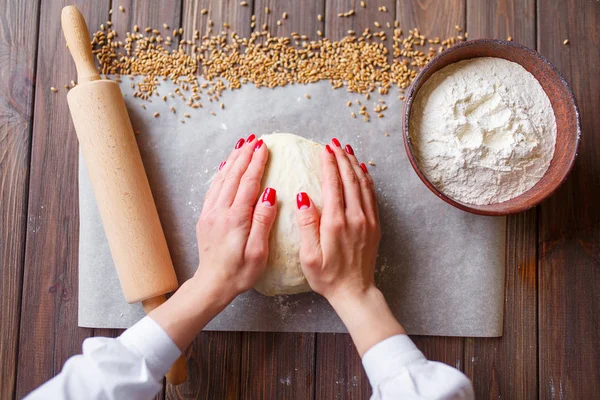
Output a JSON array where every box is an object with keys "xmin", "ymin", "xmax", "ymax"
[
  {"xmin": 247, "ymin": 133, "xmax": 256, "ymax": 142},
  {"xmin": 326, "ymin": 144, "xmax": 333, "ymax": 154},
  {"xmin": 332, "ymin": 138, "xmax": 341, "ymax": 147},
  {"xmin": 254, "ymin": 139, "xmax": 264, "ymax": 151},
  {"xmin": 360, "ymin": 162, "xmax": 368, "ymax": 174},
  {"xmin": 345, "ymin": 144, "xmax": 354, "ymax": 155},
  {"xmin": 296, "ymin": 192, "xmax": 310, "ymax": 210},
  {"xmin": 219, "ymin": 161, "xmax": 226, "ymax": 170},
  {"xmin": 262, "ymin": 187, "xmax": 276, "ymax": 206},
  {"xmin": 235, "ymin": 138, "xmax": 245, "ymax": 149}
]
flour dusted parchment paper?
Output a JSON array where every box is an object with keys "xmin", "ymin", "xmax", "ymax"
[{"xmin": 78, "ymin": 79, "xmax": 506, "ymax": 336}]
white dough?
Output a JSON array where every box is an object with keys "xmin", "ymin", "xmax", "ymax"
[{"xmin": 254, "ymin": 133, "xmax": 323, "ymax": 296}]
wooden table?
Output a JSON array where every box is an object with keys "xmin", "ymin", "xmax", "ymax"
[{"xmin": 1, "ymin": 0, "xmax": 598, "ymax": 398}]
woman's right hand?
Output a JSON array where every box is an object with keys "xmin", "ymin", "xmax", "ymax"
[
  {"xmin": 294, "ymin": 138, "xmax": 380, "ymax": 300},
  {"xmin": 295, "ymin": 138, "xmax": 405, "ymax": 356}
]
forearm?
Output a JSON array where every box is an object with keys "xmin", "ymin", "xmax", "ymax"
[
  {"xmin": 149, "ymin": 275, "xmax": 234, "ymax": 350},
  {"xmin": 26, "ymin": 317, "xmax": 178, "ymax": 400},
  {"xmin": 327, "ymin": 286, "xmax": 405, "ymax": 356}
]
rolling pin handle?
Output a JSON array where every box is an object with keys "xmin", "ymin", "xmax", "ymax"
[
  {"xmin": 142, "ymin": 295, "xmax": 188, "ymax": 385},
  {"xmin": 61, "ymin": 6, "xmax": 101, "ymax": 84}
]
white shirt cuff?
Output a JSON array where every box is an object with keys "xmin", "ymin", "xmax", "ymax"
[
  {"xmin": 362, "ymin": 334, "xmax": 427, "ymax": 386},
  {"xmin": 118, "ymin": 316, "xmax": 182, "ymax": 379}
]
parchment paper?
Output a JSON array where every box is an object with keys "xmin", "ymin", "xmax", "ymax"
[{"xmin": 78, "ymin": 79, "xmax": 506, "ymax": 336}]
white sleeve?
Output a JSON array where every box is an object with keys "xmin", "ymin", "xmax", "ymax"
[
  {"xmin": 25, "ymin": 316, "xmax": 181, "ymax": 400},
  {"xmin": 363, "ymin": 335, "xmax": 474, "ymax": 400}
]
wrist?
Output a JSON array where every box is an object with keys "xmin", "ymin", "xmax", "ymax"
[
  {"xmin": 186, "ymin": 273, "xmax": 238, "ymax": 311},
  {"xmin": 326, "ymin": 284, "xmax": 379, "ymax": 311},
  {"xmin": 148, "ymin": 276, "xmax": 233, "ymax": 350},
  {"xmin": 327, "ymin": 285, "xmax": 406, "ymax": 356}
]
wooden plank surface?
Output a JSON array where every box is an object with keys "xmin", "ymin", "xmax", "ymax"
[
  {"xmin": 14, "ymin": 0, "xmax": 109, "ymax": 397},
  {"xmin": 110, "ymin": 0, "xmax": 182, "ymax": 41},
  {"xmin": 467, "ymin": 0, "xmax": 535, "ymax": 43},
  {"xmin": 254, "ymin": 0, "xmax": 325, "ymax": 39},
  {"xmin": 326, "ymin": 0, "xmax": 396, "ymax": 40},
  {"xmin": 395, "ymin": 0, "xmax": 464, "ymax": 37},
  {"xmin": 462, "ymin": 0, "xmax": 538, "ymax": 398},
  {"xmin": 412, "ymin": 337, "xmax": 463, "ymax": 370},
  {"xmin": 241, "ymin": 332, "xmax": 315, "ymax": 399},
  {"xmin": 182, "ymin": 0, "xmax": 254, "ymax": 42},
  {"xmin": 0, "ymin": 1, "xmax": 40, "ymax": 398},
  {"xmin": 168, "ymin": 331, "xmax": 241, "ymax": 399},
  {"xmin": 463, "ymin": 211, "xmax": 538, "ymax": 399},
  {"xmin": 316, "ymin": 334, "xmax": 370, "ymax": 399},
  {"xmin": 537, "ymin": 0, "xmax": 600, "ymax": 398}
]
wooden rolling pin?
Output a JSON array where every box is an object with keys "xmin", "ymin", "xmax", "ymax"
[{"xmin": 61, "ymin": 5, "xmax": 187, "ymax": 385}]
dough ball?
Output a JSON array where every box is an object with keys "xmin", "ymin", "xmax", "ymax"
[{"xmin": 254, "ymin": 133, "xmax": 324, "ymax": 296}]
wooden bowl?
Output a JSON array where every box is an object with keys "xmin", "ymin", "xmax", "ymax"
[{"xmin": 402, "ymin": 39, "xmax": 580, "ymax": 216}]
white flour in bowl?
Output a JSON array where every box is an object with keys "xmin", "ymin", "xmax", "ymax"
[{"xmin": 409, "ymin": 57, "xmax": 556, "ymax": 205}]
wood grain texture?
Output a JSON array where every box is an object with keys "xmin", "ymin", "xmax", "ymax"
[
  {"xmin": 182, "ymin": 0, "xmax": 254, "ymax": 43},
  {"xmin": 93, "ymin": 328, "xmax": 123, "ymax": 338},
  {"xmin": 395, "ymin": 0, "xmax": 464, "ymax": 38},
  {"xmin": 463, "ymin": 1, "xmax": 538, "ymax": 398},
  {"xmin": 411, "ymin": 336, "xmax": 463, "ymax": 370},
  {"xmin": 241, "ymin": 332, "xmax": 315, "ymax": 399},
  {"xmin": 463, "ymin": 210, "xmax": 538, "ymax": 399},
  {"xmin": 538, "ymin": 0, "xmax": 600, "ymax": 398},
  {"xmin": 14, "ymin": 1, "xmax": 108, "ymax": 397},
  {"xmin": 0, "ymin": 1, "xmax": 40, "ymax": 398},
  {"xmin": 110, "ymin": 0, "xmax": 182, "ymax": 38},
  {"xmin": 326, "ymin": 0, "xmax": 396, "ymax": 43},
  {"xmin": 167, "ymin": 331, "xmax": 241, "ymax": 400},
  {"xmin": 467, "ymin": 0, "xmax": 535, "ymax": 45},
  {"xmin": 315, "ymin": 333, "xmax": 370, "ymax": 400},
  {"xmin": 253, "ymin": 0, "xmax": 325, "ymax": 39}
]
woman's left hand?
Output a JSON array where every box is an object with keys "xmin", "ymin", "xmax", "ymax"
[
  {"xmin": 150, "ymin": 134, "xmax": 277, "ymax": 349},
  {"xmin": 193, "ymin": 133, "xmax": 277, "ymax": 305}
]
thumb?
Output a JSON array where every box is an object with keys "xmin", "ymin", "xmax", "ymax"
[
  {"xmin": 295, "ymin": 192, "xmax": 322, "ymax": 270},
  {"xmin": 246, "ymin": 187, "xmax": 278, "ymax": 266}
]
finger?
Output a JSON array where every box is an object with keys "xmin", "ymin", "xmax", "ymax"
[
  {"xmin": 330, "ymin": 138, "xmax": 363, "ymax": 212},
  {"xmin": 343, "ymin": 143, "xmax": 377, "ymax": 223},
  {"xmin": 360, "ymin": 162, "xmax": 380, "ymax": 221},
  {"xmin": 217, "ymin": 135, "xmax": 258, "ymax": 208},
  {"xmin": 232, "ymin": 138, "xmax": 268, "ymax": 209},
  {"xmin": 320, "ymin": 144, "xmax": 344, "ymax": 218},
  {"xmin": 245, "ymin": 187, "xmax": 278, "ymax": 268},
  {"xmin": 202, "ymin": 138, "xmax": 247, "ymax": 213},
  {"xmin": 295, "ymin": 192, "xmax": 323, "ymax": 271}
]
